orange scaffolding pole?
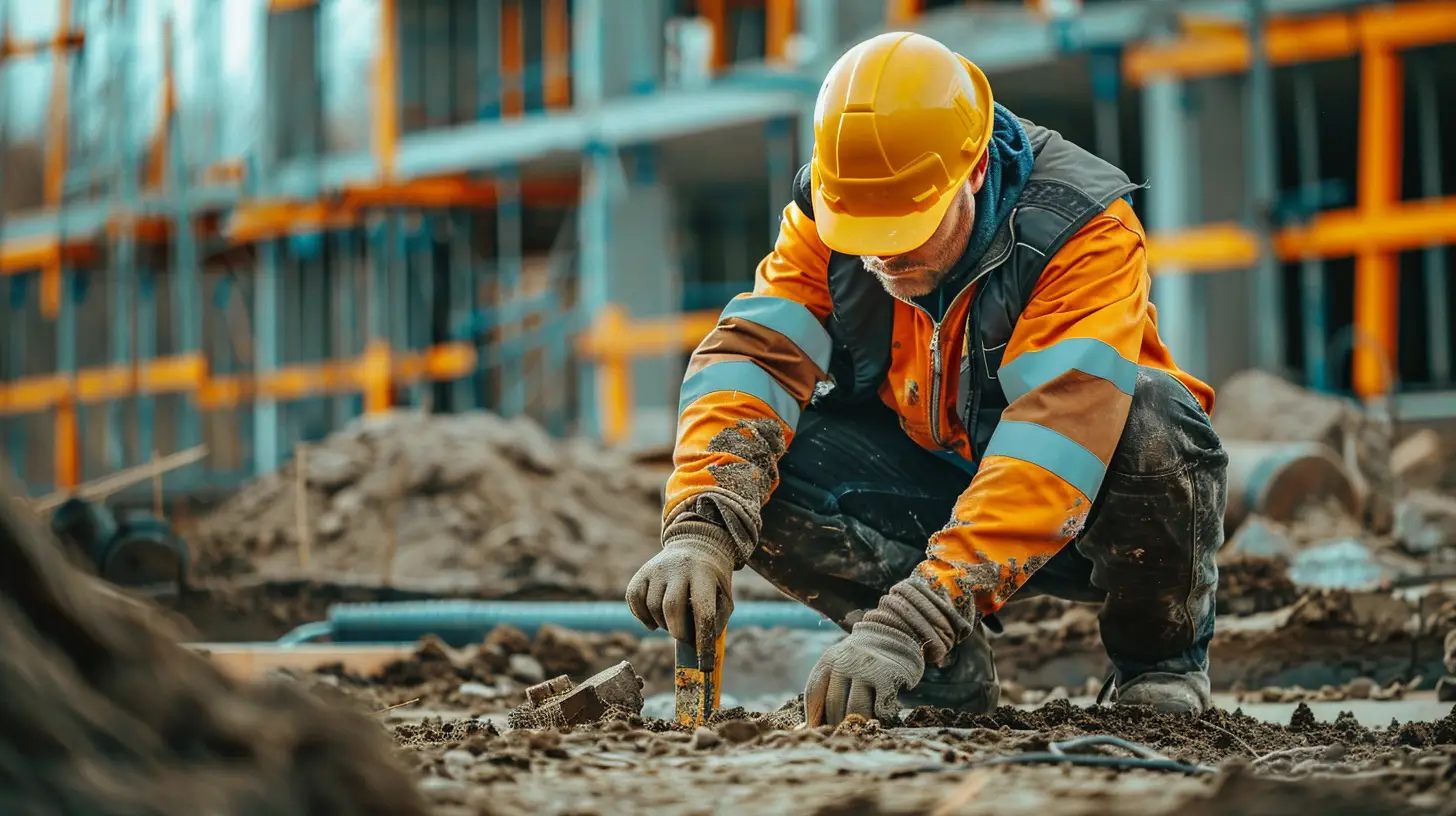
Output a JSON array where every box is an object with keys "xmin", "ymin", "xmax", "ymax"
[
  {"xmin": 765, "ymin": 0, "xmax": 796, "ymax": 64},
  {"xmin": 374, "ymin": 0, "xmax": 399, "ymax": 180},
  {"xmin": 543, "ymin": 0, "xmax": 570, "ymax": 109},
  {"xmin": 697, "ymin": 0, "xmax": 728, "ymax": 71},
  {"xmin": 1353, "ymin": 43, "xmax": 1403, "ymax": 399},
  {"xmin": 501, "ymin": 0, "xmax": 525, "ymax": 115}
]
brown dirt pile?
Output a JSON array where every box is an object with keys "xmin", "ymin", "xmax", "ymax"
[
  {"xmin": 0, "ymin": 466, "xmax": 427, "ymax": 814},
  {"xmin": 192, "ymin": 410, "xmax": 664, "ymax": 598}
]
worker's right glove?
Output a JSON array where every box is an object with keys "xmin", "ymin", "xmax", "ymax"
[
  {"xmin": 804, "ymin": 578, "xmax": 974, "ymax": 726},
  {"xmin": 625, "ymin": 521, "xmax": 736, "ymax": 658}
]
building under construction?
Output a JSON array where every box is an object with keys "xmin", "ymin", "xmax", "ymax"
[{"xmin": 1, "ymin": 0, "xmax": 1454, "ymax": 496}]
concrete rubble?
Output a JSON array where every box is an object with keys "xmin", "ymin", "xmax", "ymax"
[
  {"xmin": 193, "ymin": 410, "xmax": 666, "ymax": 598},
  {"xmin": 507, "ymin": 661, "xmax": 646, "ymax": 728}
]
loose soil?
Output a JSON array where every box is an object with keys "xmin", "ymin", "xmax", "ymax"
[
  {"xmin": 191, "ymin": 411, "xmax": 667, "ymax": 599},
  {"xmin": 0, "ymin": 468, "xmax": 427, "ymax": 814}
]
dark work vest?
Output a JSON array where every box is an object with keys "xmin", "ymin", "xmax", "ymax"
[{"xmin": 792, "ymin": 121, "xmax": 1141, "ymax": 461}]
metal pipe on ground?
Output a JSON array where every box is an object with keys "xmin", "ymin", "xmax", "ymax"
[
  {"xmin": 1224, "ymin": 440, "xmax": 1360, "ymax": 534},
  {"xmin": 278, "ymin": 600, "xmax": 833, "ymax": 647}
]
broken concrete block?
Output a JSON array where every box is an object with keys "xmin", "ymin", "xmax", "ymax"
[
  {"xmin": 578, "ymin": 660, "xmax": 647, "ymax": 714},
  {"xmin": 1445, "ymin": 630, "xmax": 1456, "ymax": 675},
  {"xmin": 509, "ymin": 662, "xmax": 645, "ymax": 729}
]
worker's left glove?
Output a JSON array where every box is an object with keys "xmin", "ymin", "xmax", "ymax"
[{"xmin": 804, "ymin": 578, "xmax": 974, "ymax": 726}]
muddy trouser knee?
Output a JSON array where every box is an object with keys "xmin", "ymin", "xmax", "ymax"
[
  {"xmin": 748, "ymin": 402, "xmax": 971, "ymax": 628},
  {"xmin": 746, "ymin": 401, "xmax": 998, "ymax": 710},
  {"xmin": 1021, "ymin": 367, "xmax": 1228, "ymax": 684}
]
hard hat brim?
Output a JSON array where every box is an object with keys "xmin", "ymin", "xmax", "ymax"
[{"xmin": 813, "ymin": 177, "xmax": 963, "ymax": 258}]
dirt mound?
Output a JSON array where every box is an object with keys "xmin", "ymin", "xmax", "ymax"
[
  {"xmin": 1218, "ymin": 556, "xmax": 1301, "ymax": 615},
  {"xmin": 193, "ymin": 411, "xmax": 664, "ymax": 599},
  {"xmin": 0, "ymin": 467, "xmax": 426, "ymax": 814}
]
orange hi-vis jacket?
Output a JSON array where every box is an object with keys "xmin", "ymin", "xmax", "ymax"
[{"xmin": 663, "ymin": 139, "xmax": 1214, "ymax": 622}]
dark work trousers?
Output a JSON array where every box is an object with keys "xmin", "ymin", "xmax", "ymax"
[{"xmin": 748, "ymin": 367, "xmax": 1229, "ymax": 685}]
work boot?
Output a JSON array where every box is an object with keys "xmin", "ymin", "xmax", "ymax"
[
  {"xmin": 900, "ymin": 622, "xmax": 1000, "ymax": 714},
  {"xmin": 1113, "ymin": 670, "xmax": 1211, "ymax": 714}
]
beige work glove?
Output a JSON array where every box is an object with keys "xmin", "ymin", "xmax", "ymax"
[
  {"xmin": 804, "ymin": 578, "xmax": 974, "ymax": 726},
  {"xmin": 625, "ymin": 520, "xmax": 736, "ymax": 658}
]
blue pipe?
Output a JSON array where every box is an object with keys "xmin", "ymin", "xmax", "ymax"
[{"xmin": 276, "ymin": 600, "xmax": 834, "ymax": 647}]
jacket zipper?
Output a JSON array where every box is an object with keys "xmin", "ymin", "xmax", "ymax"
[{"xmin": 900, "ymin": 209, "xmax": 1020, "ymax": 450}]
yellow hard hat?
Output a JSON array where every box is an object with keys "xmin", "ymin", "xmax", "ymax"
[{"xmin": 811, "ymin": 32, "xmax": 995, "ymax": 257}]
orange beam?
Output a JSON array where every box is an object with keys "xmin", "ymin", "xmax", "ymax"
[
  {"xmin": 501, "ymin": 0, "xmax": 525, "ymax": 115},
  {"xmin": 1353, "ymin": 44, "xmax": 1403, "ymax": 399},
  {"xmin": 224, "ymin": 176, "xmax": 580, "ymax": 243},
  {"xmin": 1124, "ymin": 1, "xmax": 1456, "ymax": 84},
  {"xmin": 0, "ymin": 344, "xmax": 478, "ymax": 415},
  {"xmin": 765, "ymin": 0, "xmax": 796, "ymax": 63},
  {"xmin": 0, "ymin": 31, "xmax": 85, "ymax": 60},
  {"xmin": 1146, "ymin": 223, "xmax": 1260, "ymax": 271},
  {"xmin": 0, "ymin": 354, "xmax": 208, "ymax": 416},
  {"xmin": 268, "ymin": 0, "xmax": 318, "ymax": 11},
  {"xmin": 698, "ymin": 0, "xmax": 728, "ymax": 70},
  {"xmin": 543, "ymin": 0, "xmax": 570, "ymax": 109},
  {"xmin": 375, "ymin": 0, "xmax": 399, "ymax": 180},
  {"xmin": 226, "ymin": 200, "xmax": 358, "ymax": 244},
  {"xmin": 886, "ymin": 0, "xmax": 922, "ymax": 25},
  {"xmin": 578, "ymin": 309, "xmax": 723, "ymax": 358}
]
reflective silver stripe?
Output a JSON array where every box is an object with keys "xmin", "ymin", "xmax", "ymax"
[
  {"xmin": 678, "ymin": 360, "xmax": 802, "ymax": 429},
  {"xmin": 719, "ymin": 296, "xmax": 833, "ymax": 372},
  {"xmin": 982, "ymin": 420, "xmax": 1108, "ymax": 500},
  {"xmin": 998, "ymin": 337, "xmax": 1138, "ymax": 403}
]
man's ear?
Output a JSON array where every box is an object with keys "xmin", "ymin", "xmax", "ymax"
[{"xmin": 968, "ymin": 151, "xmax": 990, "ymax": 194}]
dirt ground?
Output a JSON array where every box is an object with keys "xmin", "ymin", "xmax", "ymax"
[{"xmin": 278, "ymin": 638, "xmax": 1456, "ymax": 816}]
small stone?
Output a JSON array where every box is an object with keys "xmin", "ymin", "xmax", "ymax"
[
  {"xmin": 715, "ymin": 719, "xmax": 762, "ymax": 744},
  {"xmin": 457, "ymin": 681, "xmax": 499, "ymax": 699},
  {"xmin": 508, "ymin": 654, "xmax": 547, "ymax": 685},
  {"xmin": 1320, "ymin": 743, "xmax": 1347, "ymax": 761},
  {"xmin": 1344, "ymin": 677, "xmax": 1376, "ymax": 700},
  {"xmin": 1435, "ymin": 676, "xmax": 1456, "ymax": 703},
  {"xmin": 691, "ymin": 726, "xmax": 721, "ymax": 750},
  {"xmin": 418, "ymin": 776, "xmax": 470, "ymax": 804},
  {"xmin": 442, "ymin": 749, "xmax": 475, "ymax": 768},
  {"xmin": 316, "ymin": 511, "xmax": 346, "ymax": 539}
]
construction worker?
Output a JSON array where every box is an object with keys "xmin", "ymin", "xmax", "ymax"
[{"xmin": 626, "ymin": 32, "xmax": 1227, "ymax": 725}]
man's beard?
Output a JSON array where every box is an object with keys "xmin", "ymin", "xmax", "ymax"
[{"xmin": 861, "ymin": 256, "xmax": 948, "ymax": 299}]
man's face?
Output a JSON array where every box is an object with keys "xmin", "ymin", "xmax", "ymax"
[{"xmin": 859, "ymin": 157, "xmax": 988, "ymax": 300}]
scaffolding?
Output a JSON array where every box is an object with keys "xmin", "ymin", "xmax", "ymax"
[{"xmin": 1, "ymin": 0, "xmax": 1454, "ymax": 496}]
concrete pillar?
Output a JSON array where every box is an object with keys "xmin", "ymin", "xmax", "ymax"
[
  {"xmin": 1193, "ymin": 76, "xmax": 1254, "ymax": 388},
  {"xmin": 1245, "ymin": 0, "xmax": 1285, "ymax": 373},
  {"xmin": 253, "ymin": 242, "xmax": 281, "ymax": 474},
  {"xmin": 1142, "ymin": 75, "xmax": 1208, "ymax": 379}
]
